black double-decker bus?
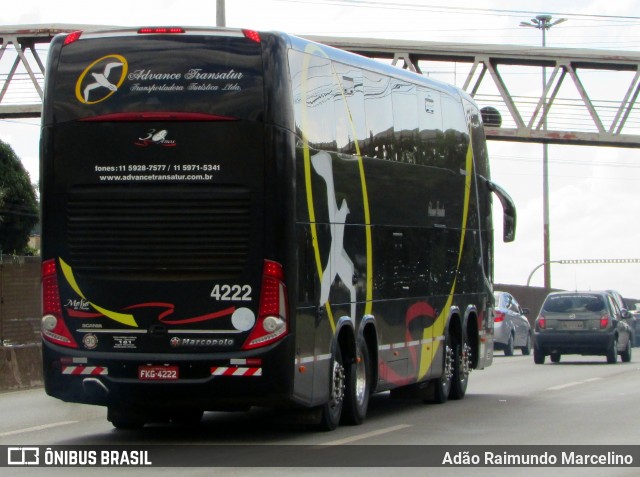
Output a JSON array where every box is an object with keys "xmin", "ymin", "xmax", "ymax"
[{"xmin": 40, "ymin": 27, "xmax": 516, "ymax": 430}]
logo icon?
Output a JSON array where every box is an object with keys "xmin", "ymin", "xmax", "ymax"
[
  {"xmin": 135, "ymin": 129, "xmax": 177, "ymax": 147},
  {"xmin": 75, "ymin": 54, "xmax": 128, "ymax": 104},
  {"xmin": 8, "ymin": 447, "xmax": 39, "ymax": 466},
  {"xmin": 83, "ymin": 333, "xmax": 98, "ymax": 350}
]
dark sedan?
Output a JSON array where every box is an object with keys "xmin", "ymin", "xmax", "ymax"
[{"xmin": 534, "ymin": 291, "xmax": 633, "ymax": 364}]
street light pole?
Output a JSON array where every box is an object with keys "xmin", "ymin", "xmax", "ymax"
[
  {"xmin": 520, "ymin": 14, "xmax": 566, "ymax": 290},
  {"xmin": 216, "ymin": 0, "xmax": 226, "ymax": 27}
]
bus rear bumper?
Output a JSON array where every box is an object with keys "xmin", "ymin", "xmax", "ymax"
[{"xmin": 42, "ymin": 338, "xmax": 298, "ymax": 412}]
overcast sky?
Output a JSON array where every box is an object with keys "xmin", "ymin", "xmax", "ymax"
[{"xmin": 3, "ymin": 0, "xmax": 640, "ymax": 302}]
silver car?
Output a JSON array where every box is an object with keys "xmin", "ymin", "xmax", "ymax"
[{"xmin": 493, "ymin": 291, "xmax": 532, "ymax": 356}]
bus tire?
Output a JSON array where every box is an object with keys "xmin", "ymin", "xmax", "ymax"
[
  {"xmin": 449, "ymin": 338, "xmax": 469, "ymax": 400},
  {"xmin": 342, "ymin": 337, "xmax": 370, "ymax": 425},
  {"xmin": 425, "ymin": 332, "xmax": 453, "ymax": 404},
  {"xmin": 318, "ymin": 345, "xmax": 345, "ymax": 431},
  {"xmin": 108, "ymin": 407, "xmax": 145, "ymax": 430}
]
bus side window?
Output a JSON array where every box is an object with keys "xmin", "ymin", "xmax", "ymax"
[
  {"xmin": 332, "ymin": 63, "xmax": 365, "ymax": 155},
  {"xmin": 416, "ymin": 87, "xmax": 442, "ymax": 166},
  {"xmin": 290, "ymin": 51, "xmax": 337, "ymax": 151},
  {"xmin": 391, "ymin": 80, "xmax": 417, "ymax": 164},
  {"xmin": 363, "ymin": 71, "xmax": 393, "ymax": 160}
]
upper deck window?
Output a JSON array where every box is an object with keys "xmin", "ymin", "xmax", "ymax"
[{"xmin": 52, "ymin": 34, "xmax": 264, "ymax": 123}]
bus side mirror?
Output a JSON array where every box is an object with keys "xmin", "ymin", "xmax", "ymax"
[{"xmin": 487, "ymin": 180, "xmax": 516, "ymax": 243}]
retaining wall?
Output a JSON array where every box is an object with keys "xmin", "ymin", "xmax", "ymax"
[{"xmin": 0, "ymin": 256, "xmax": 42, "ymax": 392}]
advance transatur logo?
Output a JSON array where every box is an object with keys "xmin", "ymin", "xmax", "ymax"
[{"xmin": 75, "ymin": 54, "xmax": 128, "ymax": 105}]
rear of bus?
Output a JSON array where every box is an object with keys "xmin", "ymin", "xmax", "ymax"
[{"xmin": 40, "ymin": 27, "xmax": 295, "ymax": 420}]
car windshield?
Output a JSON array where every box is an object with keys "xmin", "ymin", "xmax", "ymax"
[{"xmin": 542, "ymin": 295, "xmax": 605, "ymax": 314}]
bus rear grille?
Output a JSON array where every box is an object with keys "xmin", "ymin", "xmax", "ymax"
[{"xmin": 66, "ymin": 185, "xmax": 252, "ymax": 279}]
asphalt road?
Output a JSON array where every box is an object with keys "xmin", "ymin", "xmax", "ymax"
[{"xmin": 2, "ymin": 352, "xmax": 640, "ymax": 476}]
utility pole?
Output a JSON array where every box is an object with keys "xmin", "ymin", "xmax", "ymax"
[
  {"xmin": 217, "ymin": 0, "xmax": 226, "ymax": 27},
  {"xmin": 520, "ymin": 14, "xmax": 566, "ymax": 290}
]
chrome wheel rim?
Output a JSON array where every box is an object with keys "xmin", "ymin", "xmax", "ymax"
[
  {"xmin": 330, "ymin": 360, "xmax": 345, "ymax": 409},
  {"xmin": 354, "ymin": 351, "xmax": 367, "ymax": 406}
]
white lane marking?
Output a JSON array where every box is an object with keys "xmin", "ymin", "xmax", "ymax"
[
  {"xmin": 317, "ymin": 424, "xmax": 412, "ymax": 447},
  {"xmin": 547, "ymin": 377, "xmax": 603, "ymax": 391},
  {"xmin": 0, "ymin": 420, "xmax": 78, "ymax": 438}
]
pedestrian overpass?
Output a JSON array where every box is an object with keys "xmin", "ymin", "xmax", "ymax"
[{"xmin": 2, "ymin": 24, "xmax": 640, "ymax": 147}]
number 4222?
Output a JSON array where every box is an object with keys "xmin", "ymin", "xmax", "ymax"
[{"xmin": 210, "ymin": 284, "xmax": 252, "ymax": 301}]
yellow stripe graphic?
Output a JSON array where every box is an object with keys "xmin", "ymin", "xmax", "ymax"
[
  {"xmin": 301, "ymin": 44, "xmax": 374, "ymax": 331},
  {"xmin": 300, "ymin": 45, "xmax": 336, "ymax": 333},
  {"xmin": 418, "ymin": 135, "xmax": 474, "ymax": 379},
  {"xmin": 59, "ymin": 258, "xmax": 138, "ymax": 327},
  {"xmin": 330, "ymin": 61, "xmax": 373, "ymax": 314}
]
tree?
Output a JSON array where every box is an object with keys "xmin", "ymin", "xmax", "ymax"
[{"xmin": 0, "ymin": 139, "xmax": 38, "ymax": 255}]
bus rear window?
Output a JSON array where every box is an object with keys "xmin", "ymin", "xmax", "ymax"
[{"xmin": 51, "ymin": 34, "xmax": 264, "ymax": 123}]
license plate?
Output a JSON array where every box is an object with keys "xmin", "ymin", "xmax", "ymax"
[
  {"xmin": 563, "ymin": 321, "xmax": 584, "ymax": 330},
  {"xmin": 138, "ymin": 365, "xmax": 179, "ymax": 380}
]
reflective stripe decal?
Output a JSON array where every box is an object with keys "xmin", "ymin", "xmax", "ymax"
[
  {"xmin": 210, "ymin": 367, "xmax": 262, "ymax": 377},
  {"xmin": 61, "ymin": 365, "xmax": 108, "ymax": 375},
  {"xmin": 378, "ymin": 338, "xmax": 443, "ymax": 352},
  {"xmin": 294, "ymin": 354, "xmax": 332, "ymax": 366}
]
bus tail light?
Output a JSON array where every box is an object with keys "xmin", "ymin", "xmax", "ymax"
[
  {"xmin": 138, "ymin": 27, "xmax": 185, "ymax": 34},
  {"xmin": 63, "ymin": 31, "xmax": 83, "ymax": 46},
  {"xmin": 80, "ymin": 112, "xmax": 237, "ymax": 122},
  {"xmin": 242, "ymin": 260, "xmax": 288, "ymax": 350},
  {"xmin": 41, "ymin": 259, "xmax": 78, "ymax": 348},
  {"xmin": 242, "ymin": 29, "xmax": 261, "ymax": 43}
]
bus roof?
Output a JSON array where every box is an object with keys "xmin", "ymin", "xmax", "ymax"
[
  {"xmin": 55, "ymin": 26, "xmax": 468, "ymax": 102},
  {"xmin": 282, "ymin": 31, "xmax": 465, "ymax": 99}
]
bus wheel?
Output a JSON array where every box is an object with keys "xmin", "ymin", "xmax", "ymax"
[
  {"xmin": 426, "ymin": 333, "xmax": 453, "ymax": 404},
  {"xmin": 342, "ymin": 338, "xmax": 370, "ymax": 425},
  {"xmin": 449, "ymin": 339, "xmax": 470, "ymax": 400},
  {"xmin": 108, "ymin": 407, "xmax": 145, "ymax": 430},
  {"xmin": 318, "ymin": 346, "xmax": 346, "ymax": 431}
]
